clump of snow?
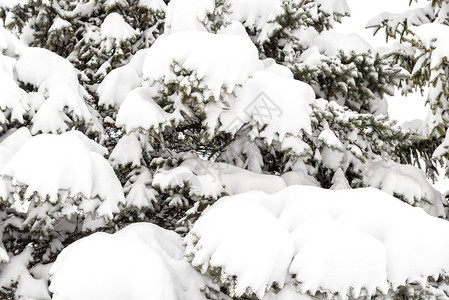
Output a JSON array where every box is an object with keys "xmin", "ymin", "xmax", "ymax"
[
  {"xmin": 164, "ymin": 0, "xmax": 216, "ymax": 33},
  {"xmin": 362, "ymin": 158, "xmax": 446, "ymax": 217},
  {"xmin": 0, "ymin": 128, "xmax": 31, "ymax": 169},
  {"xmin": 49, "ymin": 17, "xmax": 71, "ymax": 32},
  {"xmin": 0, "ymin": 68, "xmax": 29, "ymax": 128},
  {"xmin": 15, "ymin": 47, "xmax": 101, "ymax": 135},
  {"xmin": 229, "ymin": 0, "xmax": 280, "ymax": 30},
  {"xmin": 138, "ymin": 0, "xmax": 166, "ymax": 11},
  {"xmin": 331, "ymin": 168, "xmax": 351, "ymax": 190},
  {"xmin": 49, "ymin": 223, "xmax": 207, "ymax": 300},
  {"xmin": 153, "ymin": 155, "xmax": 286, "ymax": 198},
  {"xmin": 366, "ymin": 4, "xmax": 434, "ymax": 39},
  {"xmin": 412, "ymin": 24, "xmax": 449, "ymax": 71},
  {"xmin": 187, "ymin": 191, "xmax": 293, "ymax": 299},
  {"xmin": 142, "ymin": 31, "xmax": 259, "ymax": 99},
  {"xmin": 97, "ymin": 66, "xmax": 141, "ymax": 109},
  {"xmin": 296, "ymin": 31, "xmax": 373, "ymax": 69},
  {"xmin": 109, "ymin": 133, "xmax": 148, "ymax": 168},
  {"xmin": 100, "ymin": 13, "xmax": 137, "ymax": 51},
  {"xmin": 164, "ymin": 0, "xmax": 280, "ymax": 34},
  {"xmin": 0, "ymin": 24, "xmax": 26, "ymax": 56},
  {"xmin": 317, "ymin": 129, "xmax": 344, "ymax": 170},
  {"xmin": 0, "ymin": 131, "xmax": 124, "ymax": 218},
  {"xmin": 0, "ymin": 247, "xmax": 50, "ymax": 300},
  {"xmin": 116, "ymin": 86, "xmax": 173, "ymax": 133},
  {"xmin": 186, "ymin": 185, "xmax": 449, "ymax": 299},
  {"xmin": 117, "ymin": 31, "xmax": 314, "ymax": 149},
  {"xmin": 219, "ymin": 70, "xmax": 314, "ymax": 145},
  {"xmin": 315, "ymin": 0, "xmax": 350, "ymax": 17}
]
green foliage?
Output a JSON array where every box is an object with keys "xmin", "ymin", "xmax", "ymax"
[{"xmin": 292, "ymin": 50, "xmax": 407, "ymax": 114}]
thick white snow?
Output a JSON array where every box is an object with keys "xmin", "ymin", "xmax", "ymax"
[
  {"xmin": 0, "ymin": 128, "xmax": 31, "ymax": 169},
  {"xmin": 219, "ymin": 70, "xmax": 315, "ymax": 145},
  {"xmin": 0, "ymin": 68, "xmax": 29, "ymax": 127},
  {"xmin": 164, "ymin": 0, "xmax": 280, "ymax": 34},
  {"xmin": 142, "ymin": 31, "xmax": 260, "ymax": 100},
  {"xmin": 116, "ymin": 86, "xmax": 174, "ymax": 132},
  {"xmin": 137, "ymin": 0, "xmax": 166, "ymax": 11},
  {"xmin": 48, "ymin": 17, "xmax": 71, "ymax": 32},
  {"xmin": 0, "ymin": 24, "xmax": 26, "ymax": 56},
  {"xmin": 315, "ymin": 0, "xmax": 350, "ymax": 17},
  {"xmin": 362, "ymin": 158, "xmax": 446, "ymax": 217},
  {"xmin": 109, "ymin": 133, "xmax": 146, "ymax": 168},
  {"xmin": 100, "ymin": 13, "xmax": 137, "ymax": 51},
  {"xmin": 229, "ymin": 0, "xmax": 280, "ymax": 30},
  {"xmin": 15, "ymin": 47, "xmax": 100, "ymax": 134},
  {"xmin": 186, "ymin": 185, "xmax": 449, "ymax": 299},
  {"xmin": 0, "ymin": 247, "xmax": 50, "ymax": 300},
  {"xmin": 117, "ymin": 31, "xmax": 315, "ymax": 148},
  {"xmin": 153, "ymin": 155, "xmax": 286, "ymax": 197},
  {"xmin": 312, "ymin": 32, "xmax": 372, "ymax": 57},
  {"xmin": 0, "ymin": 131, "xmax": 124, "ymax": 218},
  {"xmin": 318, "ymin": 129, "xmax": 345, "ymax": 170},
  {"xmin": 97, "ymin": 65, "xmax": 141, "ymax": 108},
  {"xmin": 49, "ymin": 223, "xmax": 207, "ymax": 300}
]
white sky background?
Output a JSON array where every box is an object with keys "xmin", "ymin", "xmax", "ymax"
[{"xmin": 333, "ymin": 0, "xmax": 428, "ymax": 124}]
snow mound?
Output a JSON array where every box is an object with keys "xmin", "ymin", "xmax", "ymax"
[
  {"xmin": 142, "ymin": 31, "xmax": 259, "ymax": 99},
  {"xmin": 0, "ymin": 131, "xmax": 124, "ymax": 218},
  {"xmin": 186, "ymin": 185, "xmax": 449, "ymax": 299},
  {"xmin": 49, "ymin": 223, "xmax": 207, "ymax": 300},
  {"xmin": 165, "ymin": 0, "xmax": 280, "ymax": 34}
]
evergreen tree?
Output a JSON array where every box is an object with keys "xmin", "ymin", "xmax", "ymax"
[{"xmin": 0, "ymin": 0, "xmax": 448, "ymax": 299}]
